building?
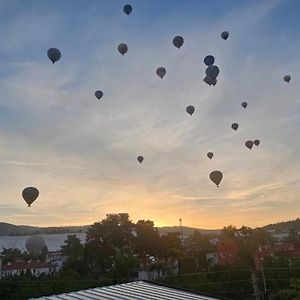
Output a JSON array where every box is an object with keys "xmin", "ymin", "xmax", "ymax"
[
  {"xmin": 31, "ymin": 280, "xmax": 223, "ymax": 299},
  {"xmin": 217, "ymin": 239, "xmax": 238, "ymax": 266},
  {"xmin": 47, "ymin": 251, "xmax": 67, "ymax": 271},
  {"xmin": 0, "ymin": 261, "xmax": 55, "ymax": 277},
  {"xmin": 206, "ymin": 252, "xmax": 219, "ymax": 266}
]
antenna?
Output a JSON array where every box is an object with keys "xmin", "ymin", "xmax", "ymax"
[{"xmin": 179, "ymin": 218, "xmax": 183, "ymax": 242}]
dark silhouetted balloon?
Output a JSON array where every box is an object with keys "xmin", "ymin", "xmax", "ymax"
[
  {"xmin": 173, "ymin": 36, "xmax": 184, "ymax": 49},
  {"xmin": 241, "ymin": 101, "xmax": 248, "ymax": 109},
  {"xmin": 95, "ymin": 90, "xmax": 103, "ymax": 100},
  {"xmin": 203, "ymin": 76, "xmax": 217, "ymax": 86},
  {"xmin": 254, "ymin": 139, "xmax": 260, "ymax": 146},
  {"xmin": 186, "ymin": 105, "xmax": 195, "ymax": 116},
  {"xmin": 210, "ymin": 171, "xmax": 223, "ymax": 187},
  {"xmin": 25, "ymin": 235, "xmax": 45, "ymax": 256},
  {"xmin": 221, "ymin": 31, "xmax": 229, "ymax": 40},
  {"xmin": 204, "ymin": 55, "xmax": 215, "ymax": 66},
  {"xmin": 206, "ymin": 65, "xmax": 219, "ymax": 79},
  {"xmin": 47, "ymin": 48, "xmax": 61, "ymax": 64},
  {"xmin": 245, "ymin": 140, "xmax": 254, "ymax": 150},
  {"xmin": 123, "ymin": 4, "xmax": 132, "ymax": 15},
  {"xmin": 156, "ymin": 67, "xmax": 166, "ymax": 79},
  {"xmin": 207, "ymin": 152, "xmax": 213, "ymax": 159},
  {"xmin": 22, "ymin": 187, "xmax": 39, "ymax": 207},
  {"xmin": 137, "ymin": 156, "xmax": 144, "ymax": 163},
  {"xmin": 118, "ymin": 43, "xmax": 128, "ymax": 55},
  {"xmin": 284, "ymin": 75, "xmax": 291, "ymax": 83},
  {"xmin": 231, "ymin": 123, "xmax": 239, "ymax": 131}
]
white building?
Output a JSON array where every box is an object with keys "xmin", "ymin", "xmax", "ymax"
[
  {"xmin": 206, "ymin": 252, "xmax": 219, "ymax": 266},
  {"xmin": 47, "ymin": 251, "xmax": 67, "ymax": 271},
  {"xmin": 0, "ymin": 261, "xmax": 55, "ymax": 277}
]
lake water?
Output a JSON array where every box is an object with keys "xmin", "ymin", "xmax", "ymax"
[{"xmin": 0, "ymin": 233, "xmax": 86, "ymax": 252}]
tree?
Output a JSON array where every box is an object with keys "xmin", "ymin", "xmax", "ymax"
[
  {"xmin": 1, "ymin": 248, "xmax": 23, "ymax": 264},
  {"xmin": 159, "ymin": 232, "xmax": 182, "ymax": 259},
  {"xmin": 221, "ymin": 225, "xmax": 237, "ymax": 238},
  {"xmin": 134, "ymin": 220, "xmax": 160, "ymax": 256}
]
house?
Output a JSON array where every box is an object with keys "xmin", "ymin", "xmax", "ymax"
[
  {"xmin": 0, "ymin": 261, "xmax": 55, "ymax": 277},
  {"xmin": 30, "ymin": 280, "xmax": 223, "ymax": 299},
  {"xmin": 217, "ymin": 239, "xmax": 238, "ymax": 266},
  {"xmin": 47, "ymin": 251, "xmax": 67, "ymax": 271},
  {"xmin": 254, "ymin": 242, "xmax": 300, "ymax": 270},
  {"xmin": 206, "ymin": 252, "xmax": 219, "ymax": 266}
]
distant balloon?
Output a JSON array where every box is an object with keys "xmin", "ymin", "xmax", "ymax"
[
  {"xmin": 186, "ymin": 105, "xmax": 195, "ymax": 116},
  {"xmin": 231, "ymin": 123, "xmax": 239, "ymax": 131},
  {"xmin": 209, "ymin": 171, "xmax": 223, "ymax": 187},
  {"xmin": 22, "ymin": 187, "xmax": 39, "ymax": 207},
  {"xmin": 245, "ymin": 140, "xmax": 254, "ymax": 150},
  {"xmin": 207, "ymin": 152, "xmax": 213, "ymax": 159},
  {"xmin": 206, "ymin": 65, "xmax": 219, "ymax": 79},
  {"xmin": 137, "ymin": 156, "xmax": 144, "ymax": 164},
  {"xmin": 254, "ymin": 139, "xmax": 260, "ymax": 146},
  {"xmin": 123, "ymin": 4, "xmax": 132, "ymax": 15},
  {"xmin": 47, "ymin": 48, "xmax": 61, "ymax": 64},
  {"xmin": 118, "ymin": 43, "xmax": 128, "ymax": 55},
  {"xmin": 25, "ymin": 235, "xmax": 46, "ymax": 256},
  {"xmin": 204, "ymin": 55, "xmax": 215, "ymax": 66},
  {"xmin": 203, "ymin": 76, "xmax": 217, "ymax": 86},
  {"xmin": 221, "ymin": 31, "xmax": 229, "ymax": 40},
  {"xmin": 241, "ymin": 101, "xmax": 248, "ymax": 109},
  {"xmin": 283, "ymin": 75, "xmax": 291, "ymax": 83},
  {"xmin": 173, "ymin": 36, "xmax": 184, "ymax": 49},
  {"xmin": 156, "ymin": 67, "xmax": 166, "ymax": 79},
  {"xmin": 95, "ymin": 90, "xmax": 103, "ymax": 100}
]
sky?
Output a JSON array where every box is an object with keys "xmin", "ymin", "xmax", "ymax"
[{"xmin": 0, "ymin": 0, "xmax": 299, "ymax": 229}]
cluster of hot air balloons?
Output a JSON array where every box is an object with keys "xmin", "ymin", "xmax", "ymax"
[{"xmin": 23, "ymin": 2, "xmax": 294, "ymax": 211}]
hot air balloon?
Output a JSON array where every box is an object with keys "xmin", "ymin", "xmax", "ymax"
[
  {"xmin": 22, "ymin": 187, "xmax": 39, "ymax": 207},
  {"xmin": 207, "ymin": 152, "xmax": 213, "ymax": 159},
  {"xmin": 118, "ymin": 43, "xmax": 128, "ymax": 55},
  {"xmin": 204, "ymin": 55, "xmax": 215, "ymax": 66},
  {"xmin": 209, "ymin": 171, "xmax": 223, "ymax": 187},
  {"xmin": 123, "ymin": 4, "xmax": 132, "ymax": 15},
  {"xmin": 25, "ymin": 235, "xmax": 46, "ymax": 256},
  {"xmin": 206, "ymin": 65, "xmax": 219, "ymax": 79},
  {"xmin": 284, "ymin": 75, "xmax": 291, "ymax": 83},
  {"xmin": 203, "ymin": 76, "xmax": 217, "ymax": 86},
  {"xmin": 241, "ymin": 102, "xmax": 248, "ymax": 109},
  {"xmin": 231, "ymin": 123, "xmax": 239, "ymax": 131},
  {"xmin": 245, "ymin": 140, "xmax": 253, "ymax": 150},
  {"xmin": 137, "ymin": 156, "xmax": 144, "ymax": 163},
  {"xmin": 186, "ymin": 105, "xmax": 195, "ymax": 116},
  {"xmin": 254, "ymin": 139, "xmax": 260, "ymax": 146},
  {"xmin": 47, "ymin": 48, "xmax": 61, "ymax": 64},
  {"xmin": 173, "ymin": 36, "xmax": 184, "ymax": 49},
  {"xmin": 221, "ymin": 31, "xmax": 229, "ymax": 40},
  {"xmin": 95, "ymin": 90, "xmax": 103, "ymax": 100},
  {"xmin": 156, "ymin": 67, "xmax": 166, "ymax": 79}
]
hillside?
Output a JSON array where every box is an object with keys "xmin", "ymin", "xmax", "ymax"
[{"xmin": 158, "ymin": 226, "xmax": 221, "ymax": 237}]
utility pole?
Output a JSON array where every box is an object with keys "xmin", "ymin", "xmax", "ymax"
[{"xmin": 251, "ymin": 270, "xmax": 261, "ymax": 300}]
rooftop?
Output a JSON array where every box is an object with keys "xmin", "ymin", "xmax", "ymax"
[{"xmin": 31, "ymin": 281, "xmax": 222, "ymax": 300}]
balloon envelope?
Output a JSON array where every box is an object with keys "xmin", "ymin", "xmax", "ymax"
[
  {"xmin": 254, "ymin": 139, "xmax": 260, "ymax": 146},
  {"xmin": 204, "ymin": 55, "xmax": 215, "ymax": 66},
  {"xmin": 241, "ymin": 101, "xmax": 248, "ymax": 109},
  {"xmin": 22, "ymin": 187, "xmax": 39, "ymax": 207},
  {"xmin": 186, "ymin": 105, "xmax": 195, "ymax": 116},
  {"xmin": 95, "ymin": 90, "xmax": 103, "ymax": 100},
  {"xmin": 156, "ymin": 67, "xmax": 166, "ymax": 79},
  {"xmin": 207, "ymin": 152, "xmax": 213, "ymax": 159},
  {"xmin": 209, "ymin": 171, "xmax": 223, "ymax": 187},
  {"xmin": 137, "ymin": 156, "xmax": 144, "ymax": 163},
  {"xmin": 173, "ymin": 36, "xmax": 184, "ymax": 49},
  {"xmin": 47, "ymin": 48, "xmax": 61, "ymax": 64},
  {"xmin": 231, "ymin": 123, "xmax": 239, "ymax": 131},
  {"xmin": 221, "ymin": 31, "xmax": 229, "ymax": 40},
  {"xmin": 206, "ymin": 65, "xmax": 219, "ymax": 79},
  {"xmin": 25, "ymin": 235, "xmax": 46, "ymax": 256},
  {"xmin": 123, "ymin": 4, "xmax": 132, "ymax": 15},
  {"xmin": 245, "ymin": 140, "xmax": 254, "ymax": 150},
  {"xmin": 118, "ymin": 43, "xmax": 128, "ymax": 55},
  {"xmin": 284, "ymin": 75, "xmax": 291, "ymax": 83}
]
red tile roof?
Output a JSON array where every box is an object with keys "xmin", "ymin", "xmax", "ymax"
[{"xmin": 2, "ymin": 261, "xmax": 54, "ymax": 271}]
